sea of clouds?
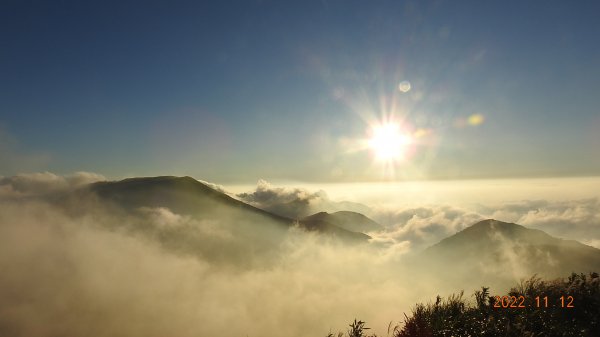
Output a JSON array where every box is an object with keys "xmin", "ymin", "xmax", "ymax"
[{"xmin": 1, "ymin": 172, "xmax": 599, "ymax": 337}]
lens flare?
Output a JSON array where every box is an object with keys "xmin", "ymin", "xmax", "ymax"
[
  {"xmin": 468, "ymin": 113, "xmax": 485, "ymax": 126},
  {"xmin": 398, "ymin": 81, "xmax": 411, "ymax": 93}
]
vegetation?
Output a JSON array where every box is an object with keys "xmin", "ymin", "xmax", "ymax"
[{"xmin": 328, "ymin": 272, "xmax": 600, "ymax": 337}]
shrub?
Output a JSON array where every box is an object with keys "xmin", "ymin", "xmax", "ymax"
[{"xmin": 329, "ymin": 272, "xmax": 600, "ymax": 337}]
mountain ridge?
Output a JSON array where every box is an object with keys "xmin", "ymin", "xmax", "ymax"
[
  {"xmin": 421, "ymin": 219, "xmax": 600, "ymax": 284},
  {"xmin": 88, "ymin": 176, "xmax": 371, "ymax": 242},
  {"xmin": 301, "ymin": 211, "xmax": 383, "ymax": 233}
]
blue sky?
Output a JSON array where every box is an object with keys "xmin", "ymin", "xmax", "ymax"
[{"xmin": 1, "ymin": 0, "xmax": 599, "ymax": 182}]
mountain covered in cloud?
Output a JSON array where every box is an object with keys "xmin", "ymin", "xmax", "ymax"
[
  {"xmin": 89, "ymin": 176, "xmax": 291, "ymax": 225},
  {"xmin": 87, "ymin": 176, "xmax": 371, "ymax": 243},
  {"xmin": 236, "ymin": 179, "xmax": 373, "ymax": 219},
  {"xmin": 1, "ymin": 172, "xmax": 600, "ymax": 337},
  {"xmin": 79, "ymin": 176, "xmax": 600, "ymax": 280},
  {"xmin": 420, "ymin": 219, "xmax": 600, "ymax": 287},
  {"xmin": 86, "ymin": 177, "xmax": 600, "ymax": 282},
  {"xmin": 302, "ymin": 211, "xmax": 383, "ymax": 233}
]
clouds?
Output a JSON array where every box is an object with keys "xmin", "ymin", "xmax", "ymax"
[
  {"xmin": 236, "ymin": 179, "xmax": 371, "ymax": 218},
  {"xmin": 0, "ymin": 171, "xmax": 105, "ymax": 197},
  {"xmin": 198, "ymin": 179, "xmax": 226, "ymax": 194},
  {"xmin": 236, "ymin": 179, "xmax": 321, "ymax": 218},
  {"xmin": 136, "ymin": 206, "xmax": 234, "ymax": 241},
  {"xmin": 369, "ymin": 205, "xmax": 484, "ymax": 252},
  {"xmin": 1, "ymin": 173, "xmax": 599, "ymax": 336},
  {"xmin": 231, "ymin": 178, "xmax": 600, "ymax": 253},
  {"xmin": 486, "ymin": 198, "xmax": 600, "ymax": 248},
  {"xmin": 366, "ymin": 198, "xmax": 600, "ymax": 254},
  {"xmin": 0, "ymin": 200, "xmax": 212, "ymax": 337},
  {"xmin": 0, "ymin": 192, "xmax": 437, "ymax": 337}
]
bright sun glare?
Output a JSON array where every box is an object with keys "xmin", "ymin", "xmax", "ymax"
[{"xmin": 368, "ymin": 123, "xmax": 411, "ymax": 161}]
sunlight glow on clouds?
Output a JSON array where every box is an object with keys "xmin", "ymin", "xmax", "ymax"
[
  {"xmin": 0, "ymin": 171, "xmax": 105, "ymax": 197},
  {"xmin": 233, "ymin": 177, "xmax": 600, "ymax": 250},
  {"xmin": 1, "ymin": 172, "xmax": 599, "ymax": 336}
]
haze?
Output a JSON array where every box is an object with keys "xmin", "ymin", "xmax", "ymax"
[{"xmin": 1, "ymin": 173, "xmax": 600, "ymax": 336}]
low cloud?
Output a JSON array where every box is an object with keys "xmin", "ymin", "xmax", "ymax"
[
  {"xmin": 366, "ymin": 199, "xmax": 600, "ymax": 252},
  {"xmin": 485, "ymin": 198, "xmax": 600, "ymax": 248},
  {"xmin": 236, "ymin": 179, "xmax": 371, "ymax": 218},
  {"xmin": 198, "ymin": 179, "xmax": 227, "ymax": 194},
  {"xmin": 1, "ymin": 173, "xmax": 599, "ymax": 336},
  {"xmin": 236, "ymin": 181, "xmax": 599, "ymax": 252},
  {"xmin": 236, "ymin": 179, "xmax": 324, "ymax": 218},
  {"xmin": 0, "ymin": 171, "xmax": 105, "ymax": 197},
  {"xmin": 0, "ymin": 196, "xmax": 439, "ymax": 337},
  {"xmin": 369, "ymin": 205, "xmax": 484, "ymax": 252}
]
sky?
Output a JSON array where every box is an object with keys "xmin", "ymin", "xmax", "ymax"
[{"xmin": 1, "ymin": 0, "xmax": 599, "ymax": 183}]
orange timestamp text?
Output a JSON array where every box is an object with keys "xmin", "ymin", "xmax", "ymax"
[{"xmin": 493, "ymin": 295, "xmax": 574, "ymax": 309}]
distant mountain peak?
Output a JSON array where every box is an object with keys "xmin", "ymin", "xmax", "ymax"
[
  {"xmin": 302, "ymin": 210, "xmax": 382, "ymax": 233},
  {"xmin": 422, "ymin": 218, "xmax": 600, "ymax": 281},
  {"xmin": 466, "ymin": 218, "xmax": 520, "ymax": 233},
  {"xmin": 458, "ymin": 219, "xmax": 554, "ymax": 242},
  {"xmin": 469, "ymin": 219, "xmax": 521, "ymax": 230},
  {"xmin": 88, "ymin": 176, "xmax": 370, "ymax": 243}
]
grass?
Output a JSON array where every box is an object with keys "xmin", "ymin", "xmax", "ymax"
[{"xmin": 327, "ymin": 272, "xmax": 600, "ymax": 337}]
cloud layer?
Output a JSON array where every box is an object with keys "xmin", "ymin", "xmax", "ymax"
[
  {"xmin": 236, "ymin": 179, "xmax": 371, "ymax": 218},
  {"xmin": 0, "ymin": 171, "xmax": 105, "ymax": 197},
  {"xmin": 1, "ymin": 173, "xmax": 599, "ymax": 336},
  {"xmin": 0, "ymin": 191, "xmax": 433, "ymax": 337},
  {"xmin": 0, "ymin": 173, "xmax": 495, "ymax": 337},
  {"xmin": 235, "ymin": 179, "xmax": 600, "ymax": 250},
  {"xmin": 485, "ymin": 198, "xmax": 600, "ymax": 248},
  {"xmin": 369, "ymin": 205, "xmax": 485, "ymax": 252}
]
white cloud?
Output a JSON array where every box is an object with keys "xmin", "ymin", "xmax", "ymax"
[
  {"xmin": 236, "ymin": 179, "xmax": 371, "ymax": 218},
  {"xmin": 0, "ymin": 197, "xmax": 445, "ymax": 337},
  {"xmin": 369, "ymin": 205, "xmax": 484, "ymax": 252},
  {"xmin": 217, "ymin": 179, "xmax": 600, "ymax": 256},
  {"xmin": 485, "ymin": 198, "xmax": 600, "ymax": 244},
  {"xmin": 198, "ymin": 179, "xmax": 226, "ymax": 193},
  {"xmin": 0, "ymin": 171, "xmax": 106, "ymax": 197},
  {"xmin": 1, "ymin": 174, "xmax": 599, "ymax": 336}
]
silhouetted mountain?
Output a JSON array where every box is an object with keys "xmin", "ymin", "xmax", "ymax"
[
  {"xmin": 422, "ymin": 219, "xmax": 600, "ymax": 285},
  {"xmin": 90, "ymin": 176, "xmax": 289, "ymax": 224},
  {"xmin": 88, "ymin": 176, "xmax": 370, "ymax": 242},
  {"xmin": 301, "ymin": 211, "xmax": 383, "ymax": 233}
]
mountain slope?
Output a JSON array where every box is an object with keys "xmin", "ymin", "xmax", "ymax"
[
  {"xmin": 88, "ymin": 176, "xmax": 370, "ymax": 242},
  {"xmin": 302, "ymin": 211, "xmax": 383, "ymax": 233},
  {"xmin": 90, "ymin": 176, "xmax": 290, "ymax": 224},
  {"xmin": 422, "ymin": 219, "xmax": 600, "ymax": 282}
]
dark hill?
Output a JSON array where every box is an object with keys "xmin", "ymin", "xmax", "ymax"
[
  {"xmin": 88, "ymin": 176, "xmax": 370, "ymax": 243},
  {"xmin": 90, "ymin": 176, "xmax": 290, "ymax": 224},
  {"xmin": 302, "ymin": 211, "xmax": 383, "ymax": 233},
  {"xmin": 422, "ymin": 219, "xmax": 600, "ymax": 284}
]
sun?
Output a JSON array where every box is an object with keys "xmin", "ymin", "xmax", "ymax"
[{"xmin": 368, "ymin": 123, "xmax": 411, "ymax": 161}]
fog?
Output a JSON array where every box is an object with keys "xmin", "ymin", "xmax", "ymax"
[
  {"xmin": 0, "ymin": 174, "xmax": 436, "ymax": 337},
  {"xmin": 1, "ymin": 173, "xmax": 599, "ymax": 336},
  {"xmin": 235, "ymin": 177, "xmax": 600, "ymax": 249},
  {"xmin": 0, "ymin": 200, "xmax": 433, "ymax": 337}
]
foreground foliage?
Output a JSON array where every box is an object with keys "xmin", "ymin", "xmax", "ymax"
[{"xmin": 328, "ymin": 272, "xmax": 600, "ymax": 337}]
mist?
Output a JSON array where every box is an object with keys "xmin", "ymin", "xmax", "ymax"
[
  {"xmin": 1, "ymin": 173, "xmax": 599, "ymax": 336},
  {"xmin": 0, "ymin": 199, "xmax": 434, "ymax": 337},
  {"xmin": 235, "ymin": 177, "xmax": 600, "ymax": 248}
]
